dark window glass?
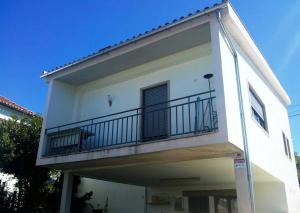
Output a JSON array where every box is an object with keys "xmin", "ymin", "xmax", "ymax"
[
  {"xmin": 188, "ymin": 196, "xmax": 209, "ymax": 213},
  {"xmin": 215, "ymin": 196, "xmax": 238, "ymax": 213},
  {"xmin": 287, "ymin": 138, "xmax": 292, "ymax": 159},
  {"xmin": 142, "ymin": 84, "xmax": 168, "ymax": 141},
  {"xmin": 282, "ymin": 132, "xmax": 292, "ymax": 159},
  {"xmin": 282, "ymin": 132, "xmax": 289, "ymax": 156},
  {"xmin": 249, "ymin": 88, "xmax": 267, "ymax": 130}
]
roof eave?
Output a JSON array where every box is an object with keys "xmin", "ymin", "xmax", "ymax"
[
  {"xmin": 224, "ymin": 3, "xmax": 291, "ymax": 106},
  {"xmin": 0, "ymin": 102, "xmax": 35, "ymax": 117},
  {"xmin": 40, "ymin": 2, "xmax": 227, "ymax": 79}
]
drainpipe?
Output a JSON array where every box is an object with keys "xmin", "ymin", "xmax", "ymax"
[
  {"xmin": 145, "ymin": 186, "xmax": 148, "ymax": 213},
  {"xmin": 216, "ymin": 9, "xmax": 256, "ymax": 213}
]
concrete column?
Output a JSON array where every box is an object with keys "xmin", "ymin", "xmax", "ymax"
[
  {"xmin": 234, "ymin": 158, "xmax": 253, "ymax": 213},
  {"xmin": 209, "ymin": 196, "xmax": 215, "ymax": 213},
  {"xmin": 60, "ymin": 172, "xmax": 74, "ymax": 213}
]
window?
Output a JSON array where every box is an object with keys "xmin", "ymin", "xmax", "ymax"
[
  {"xmin": 282, "ymin": 132, "xmax": 292, "ymax": 159},
  {"xmin": 287, "ymin": 138, "xmax": 291, "ymax": 159},
  {"xmin": 249, "ymin": 88, "xmax": 267, "ymax": 130},
  {"xmin": 215, "ymin": 196, "xmax": 238, "ymax": 213}
]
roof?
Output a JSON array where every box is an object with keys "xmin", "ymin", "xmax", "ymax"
[
  {"xmin": 40, "ymin": 1, "xmax": 291, "ymax": 106},
  {"xmin": 41, "ymin": 2, "xmax": 225, "ymax": 77},
  {"xmin": 0, "ymin": 96, "xmax": 35, "ymax": 116}
]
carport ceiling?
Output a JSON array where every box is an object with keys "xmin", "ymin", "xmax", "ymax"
[
  {"xmin": 78, "ymin": 157, "xmax": 235, "ymax": 186},
  {"xmin": 77, "ymin": 157, "xmax": 281, "ymax": 187}
]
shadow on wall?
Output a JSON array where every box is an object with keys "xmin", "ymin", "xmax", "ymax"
[{"xmin": 76, "ymin": 177, "xmax": 145, "ymax": 213}]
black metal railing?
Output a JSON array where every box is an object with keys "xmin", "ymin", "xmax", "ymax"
[{"xmin": 43, "ymin": 90, "xmax": 217, "ymax": 156}]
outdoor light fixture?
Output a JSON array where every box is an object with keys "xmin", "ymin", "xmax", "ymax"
[
  {"xmin": 203, "ymin": 73, "xmax": 214, "ymax": 127},
  {"xmin": 159, "ymin": 177, "xmax": 201, "ymax": 184},
  {"xmin": 203, "ymin": 73, "xmax": 214, "ymax": 102},
  {"xmin": 203, "ymin": 73, "xmax": 213, "ymax": 91},
  {"xmin": 107, "ymin": 95, "xmax": 113, "ymax": 107}
]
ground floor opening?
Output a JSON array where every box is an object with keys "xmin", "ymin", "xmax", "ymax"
[{"xmin": 57, "ymin": 157, "xmax": 291, "ymax": 213}]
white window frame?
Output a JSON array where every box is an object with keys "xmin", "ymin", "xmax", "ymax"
[
  {"xmin": 248, "ymin": 86, "xmax": 268, "ymax": 131},
  {"xmin": 282, "ymin": 132, "xmax": 292, "ymax": 160}
]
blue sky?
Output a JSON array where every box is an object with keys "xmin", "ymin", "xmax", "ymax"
[{"xmin": 0, "ymin": 0, "xmax": 299, "ymax": 152}]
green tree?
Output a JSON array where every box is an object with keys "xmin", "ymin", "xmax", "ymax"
[
  {"xmin": 0, "ymin": 115, "xmax": 52, "ymax": 211},
  {"xmin": 0, "ymin": 116, "xmax": 93, "ymax": 212}
]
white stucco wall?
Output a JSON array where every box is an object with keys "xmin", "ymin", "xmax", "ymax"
[
  {"xmin": 236, "ymin": 41, "xmax": 299, "ymax": 187},
  {"xmin": 74, "ymin": 43, "xmax": 214, "ymax": 122},
  {"xmin": 217, "ymin": 29, "xmax": 243, "ymax": 150},
  {"xmin": 43, "ymin": 43, "xmax": 215, "ymax": 130},
  {"xmin": 217, "ymin": 23, "xmax": 300, "ymax": 212},
  {"xmin": 77, "ymin": 178, "xmax": 145, "ymax": 213},
  {"xmin": 254, "ymin": 182, "xmax": 288, "ymax": 213},
  {"xmin": 46, "ymin": 80, "xmax": 77, "ymax": 128},
  {"xmin": 43, "ymin": 43, "xmax": 221, "ymax": 138}
]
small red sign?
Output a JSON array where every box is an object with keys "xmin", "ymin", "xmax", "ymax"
[{"xmin": 234, "ymin": 158, "xmax": 246, "ymax": 169}]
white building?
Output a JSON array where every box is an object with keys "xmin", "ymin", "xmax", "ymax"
[
  {"xmin": 0, "ymin": 96, "xmax": 34, "ymax": 121},
  {"xmin": 36, "ymin": 2, "xmax": 300, "ymax": 213},
  {"xmin": 0, "ymin": 96, "xmax": 34, "ymax": 191}
]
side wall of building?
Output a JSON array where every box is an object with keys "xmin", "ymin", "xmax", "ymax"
[
  {"xmin": 217, "ymin": 20, "xmax": 299, "ymax": 186},
  {"xmin": 216, "ymin": 19, "xmax": 300, "ymax": 211},
  {"xmin": 254, "ymin": 182, "xmax": 289, "ymax": 213},
  {"xmin": 235, "ymin": 40, "xmax": 299, "ymax": 187},
  {"xmin": 46, "ymin": 80, "xmax": 77, "ymax": 128}
]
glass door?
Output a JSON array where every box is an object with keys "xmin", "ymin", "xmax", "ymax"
[
  {"xmin": 188, "ymin": 196, "xmax": 210, "ymax": 213},
  {"xmin": 142, "ymin": 84, "xmax": 168, "ymax": 141}
]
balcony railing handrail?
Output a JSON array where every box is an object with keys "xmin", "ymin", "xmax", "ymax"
[
  {"xmin": 44, "ymin": 89, "xmax": 218, "ymax": 157},
  {"xmin": 47, "ymin": 97, "xmax": 216, "ymax": 135},
  {"xmin": 46, "ymin": 90, "xmax": 215, "ymax": 131}
]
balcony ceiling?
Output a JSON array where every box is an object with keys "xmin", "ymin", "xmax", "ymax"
[{"xmin": 57, "ymin": 23, "xmax": 211, "ymax": 85}]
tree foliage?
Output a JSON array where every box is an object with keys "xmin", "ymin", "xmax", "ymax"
[
  {"xmin": 0, "ymin": 116, "xmax": 43, "ymax": 177},
  {"xmin": 0, "ymin": 116, "xmax": 93, "ymax": 212},
  {"xmin": 0, "ymin": 115, "xmax": 53, "ymax": 211}
]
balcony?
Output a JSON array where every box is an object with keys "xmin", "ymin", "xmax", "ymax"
[{"xmin": 43, "ymin": 90, "xmax": 217, "ymax": 157}]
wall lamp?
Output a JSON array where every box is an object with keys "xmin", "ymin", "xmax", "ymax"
[{"xmin": 107, "ymin": 95, "xmax": 113, "ymax": 107}]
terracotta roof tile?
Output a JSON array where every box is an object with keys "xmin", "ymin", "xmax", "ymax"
[{"xmin": 0, "ymin": 96, "xmax": 35, "ymax": 116}]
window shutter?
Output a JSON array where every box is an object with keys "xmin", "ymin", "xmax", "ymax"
[
  {"xmin": 250, "ymin": 90, "xmax": 264, "ymax": 119},
  {"xmin": 282, "ymin": 132, "xmax": 288, "ymax": 156},
  {"xmin": 287, "ymin": 138, "xmax": 291, "ymax": 159}
]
